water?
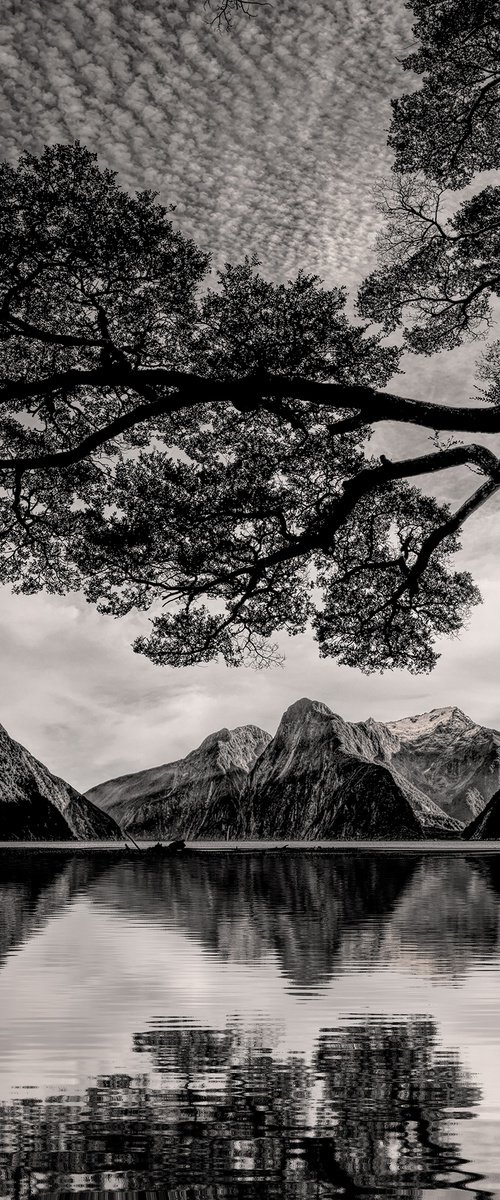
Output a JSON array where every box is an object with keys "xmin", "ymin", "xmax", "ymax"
[{"xmin": 0, "ymin": 848, "xmax": 500, "ymax": 1197}]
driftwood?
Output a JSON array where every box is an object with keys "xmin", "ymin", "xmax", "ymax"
[{"xmin": 144, "ymin": 839, "xmax": 187, "ymax": 856}]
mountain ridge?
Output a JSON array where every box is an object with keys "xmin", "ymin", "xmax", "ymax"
[
  {"xmin": 0, "ymin": 722, "xmax": 122, "ymax": 841},
  {"xmin": 242, "ymin": 699, "xmax": 461, "ymax": 840},
  {"xmin": 84, "ymin": 698, "xmax": 499, "ymax": 841},
  {"xmin": 85, "ymin": 724, "xmax": 271, "ymax": 840}
]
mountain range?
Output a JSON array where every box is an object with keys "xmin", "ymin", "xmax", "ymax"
[
  {"xmin": 85, "ymin": 725, "xmax": 271, "ymax": 840},
  {"xmin": 86, "ymin": 699, "xmax": 500, "ymax": 841},
  {"xmin": 4, "ymin": 699, "xmax": 500, "ymax": 841}
]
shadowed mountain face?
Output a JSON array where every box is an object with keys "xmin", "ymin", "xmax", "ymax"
[
  {"xmin": 0, "ymin": 724, "xmax": 121, "ymax": 840},
  {"xmin": 384, "ymin": 707, "xmax": 500, "ymax": 825},
  {"xmin": 85, "ymin": 725, "xmax": 271, "ymax": 839},
  {"xmin": 463, "ymin": 787, "xmax": 500, "ymax": 839},
  {"xmin": 242, "ymin": 700, "xmax": 461, "ymax": 840},
  {"xmin": 0, "ymin": 1015, "xmax": 480, "ymax": 1199}
]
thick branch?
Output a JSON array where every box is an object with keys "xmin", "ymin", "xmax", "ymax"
[
  {"xmin": 3, "ymin": 366, "xmax": 500, "ymax": 436},
  {"xmin": 175, "ymin": 443, "xmax": 500, "ymax": 595},
  {"xmin": 448, "ymin": 75, "xmax": 500, "ymax": 171},
  {"xmin": 0, "ymin": 313, "xmax": 105, "ymax": 349},
  {"xmin": 0, "ymin": 390, "xmax": 201, "ymax": 474}
]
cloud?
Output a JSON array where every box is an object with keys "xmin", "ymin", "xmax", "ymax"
[
  {"xmin": 0, "ymin": 0, "xmax": 415, "ymax": 289},
  {"xmin": 2, "ymin": 548, "xmax": 500, "ymax": 794}
]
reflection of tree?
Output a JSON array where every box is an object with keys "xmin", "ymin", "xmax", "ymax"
[
  {"xmin": 312, "ymin": 1019, "xmax": 482, "ymax": 1194},
  {"xmin": 88, "ymin": 851, "xmax": 418, "ymax": 988},
  {"xmin": 0, "ymin": 1016, "xmax": 484, "ymax": 1198}
]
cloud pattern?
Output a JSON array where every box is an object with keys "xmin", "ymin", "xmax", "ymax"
[{"xmin": 0, "ymin": 0, "xmax": 414, "ymax": 287}]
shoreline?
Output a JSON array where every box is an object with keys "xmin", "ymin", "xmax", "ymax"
[{"xmin": 0, "ymin": 839, "xmax": 499, "ymax": 854}]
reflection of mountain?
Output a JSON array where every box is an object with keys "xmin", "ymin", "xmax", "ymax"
[
  {"xmin": 0, "ymin": 723, "xmax": 121, "ymax": 840},
  {"xmin": 3, "ymin": 852, "xmax": 499, "ymax": 996},
  {"xmin": 85, "ymin": 851, "xmax": 500, "ymax": 988},
  {"xmin": 382, "ymin": 856, "xmax": 500, "ymax": 976},
  {"xmin": 87, "ymin": 851, "xmax": 418, "ymax": 988},
  {"xmin": 0, "ymin": 1015, "xmax": 482, "ymax": 1198},
  {"xmin": 0, "ymin": 852, "xmax": 116, "ymax": 968}
]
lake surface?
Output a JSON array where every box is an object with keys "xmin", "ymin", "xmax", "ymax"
[{"xmin": 1, "ymin": 849, "xmax": 500, "ymax": 1197}]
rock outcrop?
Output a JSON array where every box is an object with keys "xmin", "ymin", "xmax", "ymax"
[
  {"xmin": 0, "ymin": 723, "xmax": 121, "ymax": 840},
  {"xmin": 242, "ymin": 699, "xmax": 461, "ymax": 840},
  {"xmin": 85, "ymin": 725, "xmax": 271, "ymax": 839}
]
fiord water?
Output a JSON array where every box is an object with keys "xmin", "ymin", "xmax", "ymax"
[{"xmin": 0, "ymin": 848, "xmax": 499, "ymax": 1198}]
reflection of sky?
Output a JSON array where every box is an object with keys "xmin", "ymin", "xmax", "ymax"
[{"xmin": 1, "ymin": 896, "xmax": 500, "ymax": 1131}]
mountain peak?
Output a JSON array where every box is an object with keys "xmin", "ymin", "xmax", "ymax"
[
  {"xmin": 386, "ymin": 706, "xmax": 473, "ymax": 741},
  {"xmin": 280, "ymin": 697, "xmax": 336, "ymax": 723},
  {"xmin": 197, "ymin": 725, "xmax": 271, "ymax": 755}
]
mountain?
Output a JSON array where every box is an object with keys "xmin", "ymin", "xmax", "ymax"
[
  {"xmin": 86, "ymin": 699, "xmax": 500, "ymax": 842},
  {"xmin": 0, "ymin": 723, "xmax": 121, "ymax": 840},
  {"xmin": 242, "ymin": 699, "xmax": 461, "ymax": 840},
  {"xmin": 462, "ymin": 789, "xmax": 500, "ymax": 839},
  {"xmin": 383, "ymin": 707, "xmax": 500, "ymax": 825},
  {"xmin": 85, "ymin": 725, "xmax": 271, "ymax": 839}
]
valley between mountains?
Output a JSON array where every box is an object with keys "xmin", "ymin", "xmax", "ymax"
[{"xmin": 3, "ymin": 697, "xmax": 500, "ymax": 841}]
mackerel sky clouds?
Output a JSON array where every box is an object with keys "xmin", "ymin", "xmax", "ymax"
[
  {"xmin": 2, "ymin": 0, "xmax": 500, "ymax": 790},
  {"xmin": 1, "ymin": 0, "xmax": 414, "ymax": 287}
]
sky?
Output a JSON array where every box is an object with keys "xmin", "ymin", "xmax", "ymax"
[{"xmin": 1, "ymin": 0, "xmax": 500, "ymax": 791}]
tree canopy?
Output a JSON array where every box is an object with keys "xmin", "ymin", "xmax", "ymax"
[{"xmin": 1, "ymin": 0, "xmax": 500, "ymax": 675}]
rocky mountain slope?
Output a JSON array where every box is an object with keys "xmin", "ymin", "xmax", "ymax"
[
  {"xmin": 85, "ymin": 725, "xmax": 271, "ymax": 839},
  {"xmin": 85, "ymin": 698, "xmax": 500, "ymax": 841},
  {"xmin": 463, "ymin": 789, "xmax": 500, "ymax": 840},
  {"xmin": 383, "ymin": 707, "xmax": 500, "ymax": 825},
  {"xmin": 242, "ymin": 699, "xmax": 461, "ymax": 840},
  {"xmin": 87, "ymin": 702, "xmax": 465, "ymax": 840},
  {"xmin": 0, "ymin": 723, "xmax": 121, "ymax": 840}
]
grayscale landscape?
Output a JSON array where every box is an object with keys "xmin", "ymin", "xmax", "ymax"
[{"xmin": 1, "ymin": 0, "xmax": 500, "ymax": 1193}]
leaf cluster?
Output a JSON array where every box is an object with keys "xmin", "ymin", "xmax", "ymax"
[
  {"xmin": 389, "ymin": 0, "xmax": 500, "ymax": 188},
  {"xmin": 0, "ymin": 142, "xmax": 490, "ymax": 674}
]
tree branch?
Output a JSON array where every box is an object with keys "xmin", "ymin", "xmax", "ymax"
[
  {"xmin": 166, "ymin": 443, "xmax": 500, "ymax": 594},
  {"xmin": 3, "ymin": 366, "xmax": 500, "ymax": 438}
]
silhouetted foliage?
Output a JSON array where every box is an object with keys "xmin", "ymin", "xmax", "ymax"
[
  {"xmin": 360, "ymin": 1, "xmax": 500, "ymax": 354},
  {"xmin": 389, "ymin": 0, "xmax": 500, "ymax": 188},
  {"xmin": 0, "ymin": 141, "xmax": 494, "ymax": 675},
  {"xmin": 1, "ymin": 4, "xmax": 500, "ymax": 674}
]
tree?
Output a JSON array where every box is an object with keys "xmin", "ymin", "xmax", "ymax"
[
  {"xmin": 388, "ymin": 0, "xmax": 500, "ymax": 189},
  {"xmin": 205, "ymin": 0, "xmax": 269, "ymax": 25},
  {"xmin": 2, "ymin": 133, "xmax": 500, "ymax": 674},
  {"xmin": 359, "ymin": 0, "xmax": 500, "ymax": 354},
  {"xmin": 1, "ymin": 1016, "xmax": 480, "ymax": 1197}
]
